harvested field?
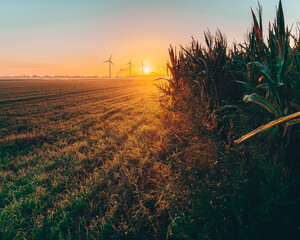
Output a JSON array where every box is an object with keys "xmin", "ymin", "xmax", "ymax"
[{"xmin": 0, "ymin": 77, "xmax": 169, "ymax": 239}]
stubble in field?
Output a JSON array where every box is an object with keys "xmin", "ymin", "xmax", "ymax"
[{"xmin": 0, "ymin": 77, "xmax": 170, "ymax": 239}]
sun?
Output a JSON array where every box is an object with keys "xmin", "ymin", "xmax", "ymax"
[{"xmin": 144, "ymin": 67, "xmax": 150, "ymax": 74}]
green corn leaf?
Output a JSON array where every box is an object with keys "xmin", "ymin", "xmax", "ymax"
[
  {"xmin": 231, "ymin": 59, "xmax": 248, "ymax": 69},
  {"xmin": 243, "ymin": 93, "xmax": 279, "ymax": 117},
  {"xmin": 252, "ymin": 61, "xmax": 283, "ymax": 111},
  {"xmin": 256, "ymin": 83, "xmax": 269, "ymax": 90},
  {"xmin": 277, "ymin": 0, "xmax": 285, "ymax": 40},
  {"xmin": 251, "ymin": 8, "xmax": 263, "ymax": 51},
  {"xmin": 235, "ymin": 80, "xmax": 248, "ymax": 89}
]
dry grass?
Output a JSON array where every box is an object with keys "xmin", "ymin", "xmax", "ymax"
[{"xmin": 0, "ymin": 77, "xmax": 171, "ymax": 239}]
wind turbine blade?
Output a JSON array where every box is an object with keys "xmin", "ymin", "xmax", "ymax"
[
  {"xmin": 110, "ymin": 61, "xmax": 114, "ymax": 65},
  {"xmin": 109, "ymin": 55, "xmax": 112, "ymax": 61}
]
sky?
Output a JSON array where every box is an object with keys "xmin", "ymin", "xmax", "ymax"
[{"xmin": 0, "ymin": 0, "xmax": 299, "ymax": 76}]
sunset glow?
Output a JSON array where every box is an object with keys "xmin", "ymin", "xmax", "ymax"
[
  {"xmin": 0, "ymin": 0, "xmax": 299, "ymax": 76},
  {"xmin": 1, "ymin": 1, "xmax": 299, "ymax": 238}
]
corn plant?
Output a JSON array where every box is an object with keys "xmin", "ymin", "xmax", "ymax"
[
  {"xmin": 233, "ymin": 0, "xmax": 300, "ymax": 143},
  {"xmin": 159, "ymin": 31, "xmax": 241, "ymax": 114},
  {"xmin": 160, "ymin": 0, "xmax": 299, "ymax": 146}
]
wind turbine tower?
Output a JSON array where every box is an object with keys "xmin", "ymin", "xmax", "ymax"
[
  {"xmin": 141, "ymin": 60, "xmax": 144, "ymax": 76},
  {"xmin": 126, "ymin": 58, "xmax": 133, "ymax": 77},
  {"xmin": 104, "ymin": 55, "xmax": 114, "ymax": 78}
]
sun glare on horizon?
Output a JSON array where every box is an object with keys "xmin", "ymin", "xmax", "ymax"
[{"xmin": 144, "ymin": 67, "xmax": 150, "ymax": 74}]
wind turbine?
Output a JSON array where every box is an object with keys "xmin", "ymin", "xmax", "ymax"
[
  {"xmin": 104, "ymin": 55, "xmax": 114, "ymax": 78},
  {"xmin": 141, "ymin": 60, "xmax": 144, "ymax": 76},
  {"xmin": 126, "ymin": 58, "xmax": 133, "ymax": 77}
]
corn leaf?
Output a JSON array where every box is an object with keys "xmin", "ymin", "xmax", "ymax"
[{"xmin": 235, "ymin": 111, "xmax": 300, "ymax": 144}]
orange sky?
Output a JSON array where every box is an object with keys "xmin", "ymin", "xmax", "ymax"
[{"xmin": 0, "ymin": 0, "xmax": 299, "ymax": 77}]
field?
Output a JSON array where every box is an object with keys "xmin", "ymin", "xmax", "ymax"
[
  {"xmin": 1, "ymin": 1, "xmax": 299, "ymax": 239},
  {"xmin": 0, "ymin": 77, "xmax": 170, "ymax": 239}
]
